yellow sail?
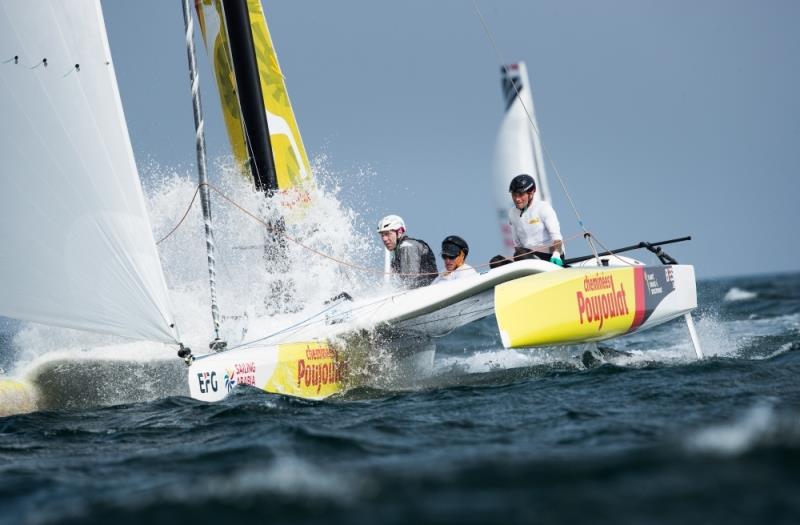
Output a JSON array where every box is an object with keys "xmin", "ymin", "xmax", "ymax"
[{"xmin": 195, "ymin": 0, "xmax": 313, "ymax": 193}]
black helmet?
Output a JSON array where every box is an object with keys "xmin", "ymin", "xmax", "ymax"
[
  {"xmin": 441, "ymin": 235, "xmax": 469, "ymax": 258},
  {"xmin": 509, "ymin": 174, "xmax": 536, "ymax": 193}
]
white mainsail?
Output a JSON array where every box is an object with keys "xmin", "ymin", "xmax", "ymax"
[
  {"xmin": 0, "ymin": 1, "xmax": 178, "ymax": 343},
  {"xmin": 492, "ymin": 62, "xmax": 551, "ymax": 254}
]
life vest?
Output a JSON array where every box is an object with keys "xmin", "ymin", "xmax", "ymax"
[{"xmin": 391, "ymin": 237, "xmax": 438, "ymax": 288}]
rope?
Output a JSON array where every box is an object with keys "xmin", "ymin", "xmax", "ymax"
[
  {"xmin": 207, "ymin": 182, "xmax": 389, "ymax": 274},
  {"xmin": 155, "ymin": 184, "xmax": 201, "ymax": 244}
]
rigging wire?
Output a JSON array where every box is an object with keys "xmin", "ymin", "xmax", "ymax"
[
  {"xmin": 181, "ymin": 0, "xmax": 223, "ymax": 341},
  {"xmin": 225, "ymin": 282, "xmax": 426, "ymax": 351},
  {"xmin": 226, "ymin": 301, "xmax": 340, "ymax": 350}
]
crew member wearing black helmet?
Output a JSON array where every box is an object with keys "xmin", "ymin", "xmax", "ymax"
[
  {"xmin": 432, "ymin": 235, "xmax": 478, "ymax": 284},
  {"xmin": 507, "ymin": 173, "xmax": 564, "ymax": 266},
  {"xmin": 377, "ymin": 214, "xmax": 438, "ymax": 288}
]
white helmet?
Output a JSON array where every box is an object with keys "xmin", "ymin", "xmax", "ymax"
[{"xmin": 377, "ymin": 214, "xmax": 405, "ymax": 233}]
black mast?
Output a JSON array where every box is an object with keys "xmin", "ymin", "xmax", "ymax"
[{"xmin": 221, "ymin": 0, "xmax": 278, "ymax": 193}]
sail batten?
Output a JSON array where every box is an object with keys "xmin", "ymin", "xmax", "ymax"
[{"xmin": 0, "ymin": 0, "xmax": 178, "ymax": 344}]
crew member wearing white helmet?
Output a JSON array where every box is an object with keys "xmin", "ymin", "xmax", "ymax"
[
  {"xmin": 432, "ymin": 235, "xmax": 478, "ymax": 284},
  {"xmin": 377, "ymin": 214, "xmax": 438, "ymax": 288},
  {"xmin": 507, "ymin": 174, "xmax": 564, "ymax": 266}
]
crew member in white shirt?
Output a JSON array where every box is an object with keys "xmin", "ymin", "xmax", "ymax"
[
  {"xmin": 432, "ymin": 235, "xmax": 478, "ymax": 284},
  {"xmin": 507, "ymin": 174, "xmax": 564, "ymax": 266}
]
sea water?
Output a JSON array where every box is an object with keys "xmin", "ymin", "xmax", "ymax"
[
  {"xmin": 1, "ymin": 167, "xmax": 799, "ymax": 523},
  {"xmin": 1, "ymin": 274, "xmax": 799, "ymax": 524}
]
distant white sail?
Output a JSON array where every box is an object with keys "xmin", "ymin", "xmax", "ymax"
[
  {"xmin": 491, "ymin": 62, "xmax": 550, "ymax": 254},
  {"xmin": 0, "ymin": 1, "xmax": 178, "ymax": 343}
]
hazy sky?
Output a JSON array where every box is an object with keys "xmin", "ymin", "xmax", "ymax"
[{"xmin": 102, "ymin": 1, "xmax": 799, "ymax": 279}]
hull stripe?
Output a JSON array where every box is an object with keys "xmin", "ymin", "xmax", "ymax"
[{"xmin": 629, "ymin": 266, "xmax": 646, "ymax": 331}]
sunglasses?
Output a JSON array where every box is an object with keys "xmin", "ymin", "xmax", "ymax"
[{"xmin": 441, "ymin": 254, "xmax": 458, "ymax": 260}]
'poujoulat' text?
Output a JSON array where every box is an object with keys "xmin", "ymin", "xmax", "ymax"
[{"xmin": 576, "ymin": 274, "xmax": 630, "ymax": 330}]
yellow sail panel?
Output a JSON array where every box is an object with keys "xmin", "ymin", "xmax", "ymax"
[
  {"xmin": 194, "ymin": 0, "xmax": 313, "ymax": 192},
  {"xmin": 195, "ymin": 0, "xmax": 249, "ymax": 170},
  {"xmin": 247, "ymin": 0, "xmax": 312, "ymax": 191}
]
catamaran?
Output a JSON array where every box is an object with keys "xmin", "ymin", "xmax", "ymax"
[{"xmin": 0, "ymin": 0, "xmax": 702, "ymax": 411}]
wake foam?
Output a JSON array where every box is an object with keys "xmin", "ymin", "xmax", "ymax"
[
  {"xmin": 600, "ymin": 311, "xmax": 789, "ymax": 362},
  {"xmin": 436, "ymin": 347, "xmax": 577, "ymax": 375}
]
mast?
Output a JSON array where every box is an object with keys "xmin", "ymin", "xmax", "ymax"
[
  {"xmin": 181, "ymin": 0, "xmax": 224, "ymax": 346},
  {"xmin": 220, "ymin": 0, "xmax": 278, "ymax": 193}
]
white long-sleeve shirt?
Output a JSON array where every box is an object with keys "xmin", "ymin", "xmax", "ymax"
[{"xmin": 508, "ymin": 199, "xmax": 562, "ymax": 252}]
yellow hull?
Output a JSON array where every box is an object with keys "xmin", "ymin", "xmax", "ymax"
[{"xmin": 495, "ymin": 265, "xmax": 697, "ymax": 348}]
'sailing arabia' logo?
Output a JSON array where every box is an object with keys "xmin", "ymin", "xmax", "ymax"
[
  {"xmin": 224, "ymin": 362, "xmax": 257, "ymax": 393},
  {"xmin": 576, "ymin": 273, "xmax": 629, "ymax": 330}
]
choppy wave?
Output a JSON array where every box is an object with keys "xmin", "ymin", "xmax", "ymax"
[
  {"xmin": 724, "ymin": 287, "xmax": 758, "ymax": 302},
  {"xmin": 684, "ymin": 402, "xmax": 800, "ymax": 456}
]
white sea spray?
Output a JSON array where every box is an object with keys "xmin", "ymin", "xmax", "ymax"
[{"xmin": 7, "ymin": 155, "xmax": 383, "ymax": 372}]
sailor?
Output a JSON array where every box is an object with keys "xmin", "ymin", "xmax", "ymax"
[
  {"xmin": 377, "ymin": 214, "xmax": 438, "ymax": 288},
  {"xmin": 432, "ymin": 235, "xmax": 478, "ymax": 284},
  {"xmin": 507, "ymin": 174, "xmax": 564, "ymax": 266}
]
